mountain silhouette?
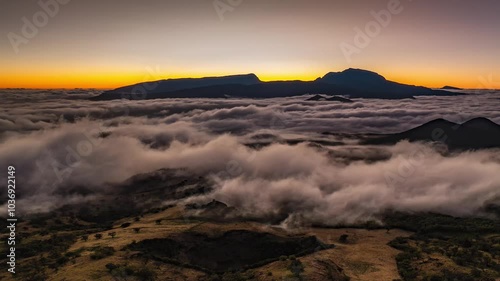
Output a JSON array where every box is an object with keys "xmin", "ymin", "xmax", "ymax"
[
  {"xmin": 305, "ymin": 94, "xmax": 354, "ymax": 103},
  {"xmin": 326, "ymin": 96, "xmax": 354, "ymax": 103},
  {"xmin": 91, "ymin": 69, "xmax": 461, "ymax": 101},
  {"xmin": 317, "ymin": 68, "xmax": 455, "ymax": 98},
  {"xmin": 319, "ymin": 68, "xmax": 387, "ymax": 87},
  {"xmin": 306, "ymin": 94, "xmax": 328, "ymax": 101},
  {"xmin": 441, "ymin": 86, "xmax": 463, "ymax": 90},
  {"xmin": 366, "ymin": 117, "xmax": 500, "ymax": 150},
  {"xmin": 94, "ymin": 74, "xmax": 260, "ymax": 100}
]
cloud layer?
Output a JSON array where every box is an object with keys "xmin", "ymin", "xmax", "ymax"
[{"xmin": 1, "ymin": 89, "xmax": 499, "ymax": 224}]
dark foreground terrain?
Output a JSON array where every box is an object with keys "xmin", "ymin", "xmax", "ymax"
[{"xmin": 1, "ymin": 169, "xmax": 499, "ymax": 281}]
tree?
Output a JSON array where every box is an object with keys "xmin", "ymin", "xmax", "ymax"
[
  {"xmin": 105, "ymin": 263, "xmax": 118, "ymax": 272},
  {"xmin": 136, "ymin": 267, "xmax": 156, "ymax": 281},
  {"xmin": 339, "ymin": 234, "xmax": 349, "ymax": 243},
  {"xmin": 108, "ymin": 232, "xmax": 116, "ymax": 239},
  {"xmin": 95, "ymin": 233, "xmax": 103, "ymax": 240},
  {"xmin": 121, "ymin": 222, "xmax": 131, "ymax": 228},
  {"xmin": 288, "ymin": 259, "xmax": 304, "ymax": 279},
  {"xmin": 90, "ymin": 246, "xmax": 115, "ymax": 260}
]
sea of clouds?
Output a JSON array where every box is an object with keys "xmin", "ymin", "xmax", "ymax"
[{"xmin": 1, "ymin": 89, "xmax": 499, "ymax": 224}]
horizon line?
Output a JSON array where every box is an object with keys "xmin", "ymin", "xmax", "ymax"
[{"xmin": 1, "ymin": 69, "xmax": 498, "ymax": 90}]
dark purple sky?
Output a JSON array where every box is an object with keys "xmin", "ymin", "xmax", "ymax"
[{"xmin": 1, "ymin": 0, "xmax": 499, "ymax": 88}]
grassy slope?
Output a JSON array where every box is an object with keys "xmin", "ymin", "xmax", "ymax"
[
  {"xmin": 49, "ymin": 207, "xmax": 411, "ymax": 281},
  {"xmin": 0, "ymin": 205, "xmax": 412, "ymax": 281},
  {"xmin": 5, "ymin": 207, "xmax": 498, "ymax": 281}
]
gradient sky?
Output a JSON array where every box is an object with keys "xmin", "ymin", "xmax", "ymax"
[{"xmin": 1, "ymin": 0, "xmax": 499, "ymax": 89}]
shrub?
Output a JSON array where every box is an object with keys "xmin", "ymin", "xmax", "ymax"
[
  {"xmin": 107, "ymin": 264, "xmax": 157, "ymax": 281},
  {"xmin": 90, "ymin": 246, "xmax": 115, "ymax": 260},
  {"xmin": 105, "ymin": 263, "xmax": 118, "ymax": 272},
  {"xmin": 288, "ymin": 259, "xmax": 304, "ymax": 278},
  {"xmin": 121, "ymin": 222, "xmax": 131, "ymax": 228},
  {"xmin": 135, "ymin": 267, "xmax": 156, "ymax": 281},
  {"xmin": 339, "ymin": 234, "xmax": 349, "ymax": 243},
  {"xmin": 221, "ymin": 272, "xmax": 246, "ymax": 281}
]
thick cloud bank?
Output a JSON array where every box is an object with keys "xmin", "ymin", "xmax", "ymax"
[{"xmin": 1, "ymin": 90, "xmax": 499, "ymax": 224}]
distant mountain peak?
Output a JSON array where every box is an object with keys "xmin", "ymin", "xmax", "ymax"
[
  {"xmin": 101, "ymin": 73, "xmax": 261, "ymax": 97},
  {"xmin": 305, "ymin": 94, "xmax": 354, "ymax": 103},
  {"xmin": 461, "ymin": 117, "xmax": 500, "ymax": 129},
  {"xmin": 217, "ymin": 73, "xmax": 260, "ymax": 81},
  {"xmin": 164, "ymin": 73, "xmax": 260, "ymax": 81},
  {"xmin": 421, "ymin": 118, "xmax": 458, "ymax": 127},
  {"xmin": 345, "ymin": 68, "xmax": 386, "ymax": 77},
  {"xmin": 91, "ymin": 68, "xmax": 461, "ymax": 101},
  {"xmin": 322, "ymin": 68, "xmax": 387, "ymax": 83},
  {"xmin": 306, "ymin": 94, "xmax": 327, "ymax": 101},
  {"xmin": 366, "ymin": 117, "xmax": 500, "ymax": 150},
  {"xmin": 441, "ymin": 85, "xmax": 463, "ymax": 90}
]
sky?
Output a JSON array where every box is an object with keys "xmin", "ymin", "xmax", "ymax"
[{"xmin": 1, "ymin": 0, "xmax": 499, "ymax": 89}]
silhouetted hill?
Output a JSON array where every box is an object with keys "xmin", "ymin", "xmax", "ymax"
[
  {"xmin": 442, "ymin": 86, "xmax": 463, "ymax": 90},
  {"xmin": 91, "ymin": 69, "xmax": 460, "ymax": 100},
  {"xmin": 305, "ymin": 95, "xmax": 354, "ymax": 102},
  {"xmin": 320, "ymin": 68, "xmax": 387, "ymax": 86},
  {"xmin": 318, "ymin": 68, "xmax": 457, "ymax": 98},
  {"xmin": 114, "ymin": 168, "xmax": 212, "ymax": 200},
  {"xmin": 366, "ymin": 117, "xmax": 500, "ymax": 150},
  {"xmin": 306, "ymin": 94, "xmax": 328, "ymax": 101},
  {"xmin": 94, "ymin": 74, "xmax": 260, "ymax": 100},
  {"xmin": 327, "ymin": 96, "xmax": 354, "ymax": 103}
]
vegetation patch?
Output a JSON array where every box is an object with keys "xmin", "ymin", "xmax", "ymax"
[
  {"xmin": 387, "ymin": 213, "xmax": 500, "ymax": 281},
  {"xmin": 127, "ymin": 230, "xmax": 331, "ymax": 273},
  {"xmin": 90, "ymin": 246, "xmax": 115, "ymax": 260},
  {"xmin": 105, "ymin": 263, "xmax": 156, "ymax": 281}
]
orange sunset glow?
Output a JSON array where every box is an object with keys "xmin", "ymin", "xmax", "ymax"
[{"xmin": 0, "ymin": 65, "xmax": 494, "ymax": 90}]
